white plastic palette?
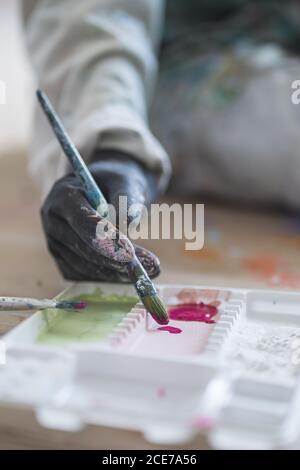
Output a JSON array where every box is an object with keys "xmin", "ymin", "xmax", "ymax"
[{"xmin": 3, "ymin": 282, "xmax": 300, "ymax": 449}]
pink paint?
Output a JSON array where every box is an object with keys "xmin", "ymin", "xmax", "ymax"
[
  {"xmin": 74, "ymin": 302, "xmax": 88, "ymax": 310},
  {"xmin": 153, "ymin": 314, "xmax": 169, "ymax": 326},
  {"xmin": 158, "ymin": 326, "xmax": 182, "ymax": 334},
  {"xmin": 193, "ymin": 415, "xmax": 215, "ymax": 430},
  {"xmin": 168, "ymin": 302, "xmax": 218, "ymax": 324}
]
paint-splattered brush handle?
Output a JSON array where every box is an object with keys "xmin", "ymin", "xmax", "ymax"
[
  {"xmin": 127, "ymin": 258, "xmax": 157, "ymax": 298},
  {"xmin": 0, "ymin": 297, "xmax": 87, "ymax": 312},
  {"xmin": 36, "ymin": 90, "xmax": 108, "ymax": 218},
  {"xmin": 36, "ymin": 90, "xmax": 168, "ymax": 325}
]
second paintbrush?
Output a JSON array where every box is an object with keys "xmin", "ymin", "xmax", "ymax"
[
  {"xmin": 0, "ymin": 297, "xmax": 87, "ymax": 312},
  {"xmin": 36, "ymin": 90, "xmax": 169, "ymax": 325}
]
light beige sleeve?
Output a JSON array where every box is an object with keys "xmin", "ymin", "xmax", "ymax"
[{"xmin": 22, "ymin": 0, "xmax": 171, "ymax": 197}]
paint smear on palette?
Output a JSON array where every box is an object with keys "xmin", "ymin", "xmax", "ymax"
[
  {"xmin": 169, "ymin": 303, "xmax": 218, "ymax": 324},
  {"xmin": 37, "ymin": 289, "xmax": 137, "ymax": 345},
  {"xmin": 176, "ymin": 287, "xmax": 227, "ymax": 304},
  {"xmin": 158, "ymin": 326, "xmax": 182, "ymax": 334}
]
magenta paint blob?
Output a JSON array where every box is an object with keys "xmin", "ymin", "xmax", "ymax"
[
  {"xmin": 158, "ymin": 326, "xmax": 182, "ymax": 334},
  {"xmin": 74, "ymin": 302, "xmax": 88, "ymax": 310},
  {"xmin": 168, "ymin": 302, "xmax": 218, "ymax": 324}
]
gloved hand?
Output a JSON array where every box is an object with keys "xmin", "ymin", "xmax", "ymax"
[{"xmin": 41, "ymin": 151, "xmax": 160, "ymax": 282}]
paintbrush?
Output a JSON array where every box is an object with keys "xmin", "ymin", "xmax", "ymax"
[
  {"xmin": 36, "ymin": 89, "xmax": 169, "ymax": 325},
  {"xmin": 0, "ymin": 297, "xmax": 87, "ymax": 312}
]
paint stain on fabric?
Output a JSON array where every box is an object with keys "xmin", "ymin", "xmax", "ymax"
[
  {"xmin": 37, "ymin": 289, "xmax": 137, "ymax": 345},
  {"xmin": 168, "ymin": 303, "xmax": 218, "ymax": 324},
  {"xmin": 157, "ymin": 326, "xmax": 182, "ymax": 334}
]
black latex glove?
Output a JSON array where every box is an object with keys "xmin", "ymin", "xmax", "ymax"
[{"xmin": 41, "ymin": 151, "xmax": 160, "ymax": 282}]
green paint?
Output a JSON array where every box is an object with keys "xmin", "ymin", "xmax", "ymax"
[{"xmin": 37, "ymin": 289, "xmax": 137, "ymax": 345}]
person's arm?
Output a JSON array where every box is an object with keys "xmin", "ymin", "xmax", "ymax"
[
  {"xmin": 22, "ymin": 0, "xmax": 170, "ymax": 282},
  {"xmin": 22, "ymin": 0, "xmax": 171, "ymax": 196}
]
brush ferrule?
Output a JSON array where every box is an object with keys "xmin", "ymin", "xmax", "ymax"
[
  {"xmin": 127, "ymin": 258, "xmax": 157, "ymax": 298},
  {"xmin": 135, "ymin": 277, "xmax": 157, "ymax": 299}
]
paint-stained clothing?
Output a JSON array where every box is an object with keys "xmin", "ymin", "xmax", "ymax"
[
  {"xmin": 23, "ymin": 1, "xmax": 300, "ymax": 208},
  {"xmin": 22, "ymin": 0, "xmax": 171, "ymax": 198}
]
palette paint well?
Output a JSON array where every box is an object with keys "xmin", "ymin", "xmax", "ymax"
[
  {"xmin": 37, "ymin": 290, "xmax": 137, "ymax": 345},
  {"xmin": 156, "ymin": 303, "xmax": 219, "ymax": 336},
  {"xmin": 115, "ymin": 302, "xmax": 220, "ymax": 356},
  {"xmin": 168, "ymin": 303, "xmax": 218, "ymax": 324}
]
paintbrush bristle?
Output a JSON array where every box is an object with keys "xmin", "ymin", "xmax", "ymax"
[
  {"xmin": 56, "ymin": 301, "xmax": 87, "ymax": 311},
  {"xmin": 142, "ymin": 294, "xmax": 169, "ymax": 325},
  {"xmin": 126, "ymin": 257, "xmax": 168, "ymax": 324}
]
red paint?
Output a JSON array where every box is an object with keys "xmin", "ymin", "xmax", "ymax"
[
  {"xmin": 153, "ymin": 314, "xmax": 169, "ymax": 326},
  {"xmin": 158, "ymin": 325, "xmax": 182, "ymax": 334},
  {"xmin": 74, "ymin": 302, "xmax": 88, "ymax": 310},
  {"xmin": 168, "ymin": 302, "xmax": 218, "ymax": 324}
]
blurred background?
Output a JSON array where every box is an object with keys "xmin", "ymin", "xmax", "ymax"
[
  {"xmin": 0, "ymin": 1, "xmax": 64, "ymax": 321},
  {"xmin": 0, "ymin": 0, "xmax": 33, "ymax": 153}
]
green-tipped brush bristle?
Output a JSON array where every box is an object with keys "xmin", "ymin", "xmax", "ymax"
[
  {"xmin": 126, "ymin": 256, "xmax": 168, "ymax": 324},
  {"xmin": 142, "ymin": 294, "xmax": 169, "ymax": 325}
]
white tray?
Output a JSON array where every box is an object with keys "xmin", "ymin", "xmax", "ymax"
[{"xmin": 3, "ymin": 282, "xmax": 300, "ymax": 449}]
